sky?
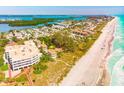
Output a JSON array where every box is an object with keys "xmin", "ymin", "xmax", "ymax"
[{"xmin": 0, "ymin": 6, "xmax": 124, "ymax": 15}]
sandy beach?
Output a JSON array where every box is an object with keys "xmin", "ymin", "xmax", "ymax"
[{"xmin": 60, "ymin": 18, "xmax": 117, "ymax": 86}]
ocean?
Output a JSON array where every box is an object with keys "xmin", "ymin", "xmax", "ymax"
[
  {"xmin": 0, "ymin": 15, "xmax": 86, "ymax": 32},
  {"xmin": 108, "ymin": 15, "xmax": 124, "ymax": 85},
  {"xmin": 0, "ymin": 15, "xmax": 85, "ymax": 21}
]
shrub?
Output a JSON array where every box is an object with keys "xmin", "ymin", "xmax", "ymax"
[
  {"xmin": 0, "ymin": 58, "xmax": 4, "ymax": 67},
  {"xmin": 15, "ymin": 75, "xmax": 27, "ymax": 82},
  {"xmin": 33, "ymin": 64, "xmax": 48, "ymax": 74},
  {"xmin": 0, "ymin": 64, "xmax": 8, "ymax": 71},
  {"xmin": 40, "ymin": 54, "xmax": 53, "ymax": 62},
  {"xmin": 0, "ymin": 73, "xmax": 5, "ymax": 82}
]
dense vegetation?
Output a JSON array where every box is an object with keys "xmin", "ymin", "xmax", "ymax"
[
  {"xmin": 38, "ymin": 36, "xmax": 52, "ymax": 47},
  {"xmin": 52, "ymin": 32, "xmax": 77, "ymax": 52},
  {"xmin": 0, "ymin": 39, "xmax": 8, "ymax": 82},
  {"xmin": 0, "ymin": 39, "xmax": 9, "ymax": 71},
  {"xmin": 0, "ymin": 18, "xmax": 59, "ymax": 26},
  {"xmin": 38, "ymin": 31, "xmax": 77, "ymax": 52}
]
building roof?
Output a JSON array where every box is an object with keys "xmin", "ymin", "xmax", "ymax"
[
  {"xmin": 73, "ymin": 30, "xmax": 89, "ymax": 36},
  {"xmin": 6, "ymin": 41, "xmax": 17, "ymax": 46},
  {"xmin": 5, "ymin": 40, "xmax": 40, "ymax": 61}
]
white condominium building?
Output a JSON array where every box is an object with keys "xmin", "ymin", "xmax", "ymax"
[{"xmin": 4, "ymin": 40, "xmax": 41, "ymax": 71}]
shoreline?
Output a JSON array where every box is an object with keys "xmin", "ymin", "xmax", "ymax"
[
  {"xmin": 60, "ymin": 17, "xmax": 117, "ymax": 86},
  {"xmin": 105, "ymin": 17, "xmax": 118, "ymax": 85},
  {"xmin": 96, "ymin": 19, "xmax": 117, "ymax": 85}
]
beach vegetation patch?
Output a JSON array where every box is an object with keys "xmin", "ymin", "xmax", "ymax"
[
  {"xmin": 33, "ymin": 64, "xmax": 48, "ymax": 74},
  {"xmin": 15, "ymin": 74, "xmax": 28, "ymax": 82},
  {"xmin": 0, "ymin": 72, "xmax": 5, "ymax": 82}
]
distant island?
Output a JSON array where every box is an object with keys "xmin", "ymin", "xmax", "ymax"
[{"xmin": 0, "ymin": 18, "xmax": 60, "ymax": 26}]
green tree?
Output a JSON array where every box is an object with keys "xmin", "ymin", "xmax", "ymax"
[
  {"xmin": 38, "ymin": 36, "xmax": 52, "ymax": 46},
  {"xmin": 64, "ymin": 37, "xmax": 76, "ymax": 52},
  {"xmin": 52, "ymin": 32, "xmax": 65, "ymax": 47},
  {"xmin": 51, "ymin": 31, "xmax": 76, "ymax": 52}
]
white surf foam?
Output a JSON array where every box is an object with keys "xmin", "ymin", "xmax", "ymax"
[{"xmin": 111, "ymin": 56, "xmax": 124, "ymax": 85}]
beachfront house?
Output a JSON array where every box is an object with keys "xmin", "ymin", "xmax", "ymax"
[{"xmin": 72, "ymin": 30, "xmax": 89, "ymax": 37}]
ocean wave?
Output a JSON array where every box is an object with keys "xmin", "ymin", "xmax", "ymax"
[
  {"xmin": 108, "ymin": 48, "xmax": 124, "ymax": 74},
  {"xmin": 111, "ymin": 56, "xmax": 124, "ymax": 85},
  {"xmin": 108, "ymin": 16, "xmax": 124, "ymax": 86},
  {"xmin": 109, "ymin": 48, "xmax": 124, "ymax": 58}
]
